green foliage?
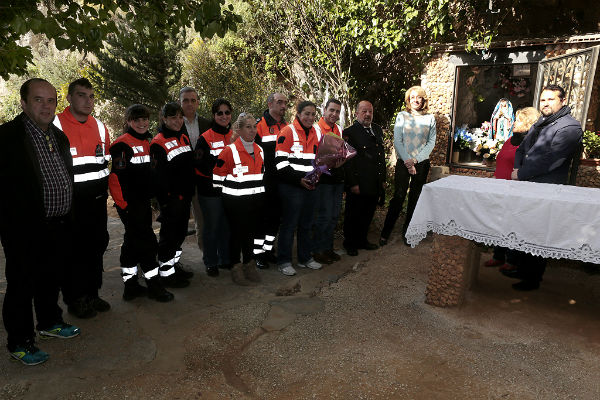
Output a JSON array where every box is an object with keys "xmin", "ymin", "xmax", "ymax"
[
  {"xmin": 89, "ymin": 22, "xmax": 187, "ymax": 123},
  {"xmin": 0, "ymin": 36, "xmax": 87, "ymax": 123},
  {"xmin": 583, "ymin": 130, "xmax": 600, "ymax": 159},
  {"xmin": 180, "ymin": 34, "xmax": 271, "ymax": 119},
  {"xmin": 0, "ymin": 0, "xmax": 241, "ymax": 79}
]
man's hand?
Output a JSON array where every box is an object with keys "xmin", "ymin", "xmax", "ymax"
[
  {"xmin": 350, "ymin": 185, "xmax": 360, "ymax": 195},
  {"xmin": 511, "ymin": 169, "xmax": 519, "ymax": 180},
  {"xmin": 300, "ymin": 177, "xmax": 316, "ymax": 190}
]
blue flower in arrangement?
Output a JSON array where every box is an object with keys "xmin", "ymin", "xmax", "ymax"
[{"xmin": 453, "ymin": 125, "xmax": 473, "ymax": 150}]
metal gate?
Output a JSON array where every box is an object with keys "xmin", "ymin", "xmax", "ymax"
[{"xmin": 533, "ymin": 46, "xmax": 599, "ymax": 126}]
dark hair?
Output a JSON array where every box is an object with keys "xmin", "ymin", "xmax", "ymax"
[
  {"xmin": 542, "ymin": 84, "xmax": 566, "ymax": 100},
  {"xmin": 124, "ymin": 104, "xmax": 150, "ymax": 131},
  {"xmin": 68, "ymin": 78, "xmax": 93, "ymax": 95},
  {"xmin": 296, "ymin": 100, "xmax": 316, "ymax": 114},
  {"xmin": 20, "ymin": 78, "xmax": 53, "ymax": 102},
  {"xmin": 324, "ymin": 98, "xmax": 341, "ymax": 109},
  {"xmin": 211, "ymin": 98, "xmax": 232, "ymax": 115},
  {"xmin": 161, "ymin": 102, "xmax": 184, "ymax": 118}
]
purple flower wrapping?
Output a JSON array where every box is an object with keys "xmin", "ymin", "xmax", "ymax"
[{"xmin": 304, "ymin": 133, "xmax": 357, "ymax": 185}]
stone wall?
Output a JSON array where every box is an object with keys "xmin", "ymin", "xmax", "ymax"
[{"xmin": 576, "ymin": 163, "xmax": 600, "ymax": 187}]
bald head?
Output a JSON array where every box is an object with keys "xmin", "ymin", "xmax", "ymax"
[
  {"xmin": 356, "ymin": 101, "xmax": 373, "ymax": 127},
  {"xmin": 20, "ymin": 79, "xmax": 57, "ymax": 131}
]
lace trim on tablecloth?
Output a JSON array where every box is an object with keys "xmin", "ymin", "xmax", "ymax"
[{"xmin": 406, "ymin": 220, "xmax": 600, "ymax": 264}]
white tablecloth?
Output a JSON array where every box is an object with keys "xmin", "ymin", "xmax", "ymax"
[{"xmin": 405, "ymin": 175, "xmax": 600, "ymax": 263}]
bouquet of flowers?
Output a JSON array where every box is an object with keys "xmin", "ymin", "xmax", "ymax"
[
  {"xmin": 474, "ymin": 138, "xmax": 502, "ymax": 161},
  {"xmin": 304, "ymin": 133, "xmax": 357, "ymax": 186}
]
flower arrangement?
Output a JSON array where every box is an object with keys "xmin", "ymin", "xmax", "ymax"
[
  {"xmin": 475, "ymin": 138, "xmax": 502, "ymax": 161},
  {"xmin": 583, "ymin": 130, "xmax": 600, "ymax": 159},
  {"xmin": 453, "ymin": 125, "xmax": 474, "ymax": 151}
]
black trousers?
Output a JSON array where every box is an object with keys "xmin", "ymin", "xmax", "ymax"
[
  {"xmin": 2, "ymin": 217, "xmax": 69, "ymax": 348},
  {"xmin": 261, "ymin": 177, "xmax": 281, "ymax": 254},
  {"xmin": 515, "ymin": 251, "xmax": 547, "ymax": 282},
  {"xmin": 62, "ymin": 194, "xmax": 109, "ymax": 304},
  {"xmin": 381, "ymin": 159, "xmax": 430, "ymax": 240},
  {"xmin": 157, "ymin": 196, "xmax": 192, "ymax": 271},
  {"xmin": 223, "ymin": 194, "xmax": 265, "ymax": 264},
  {"xmin": 116, "ymin": 200, "xmax": 158, "ymax": 277},
  {"xmin": 343, "ymin": 191, "xmax": 378, "ymax": 249}
]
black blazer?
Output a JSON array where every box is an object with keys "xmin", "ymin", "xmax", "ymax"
[
  {"xmin": 342, "ymin": 121, "xmax": 386, "ymax": 196},
  {"xmin": 0, "ymin": 113, "xmax": 73, "ymax": 243}
]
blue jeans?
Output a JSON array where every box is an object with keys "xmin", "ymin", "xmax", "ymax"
[
  {"xmin": 277, "ymin": 183, "xmax": 318, "ymax": 265},
  {"xmin": 313, "ymin": 183, "xmax": 344, "ymax": 253},
  {"xmin": 198, "ymin": 195, "xmax": 231, "ymax": 267}
]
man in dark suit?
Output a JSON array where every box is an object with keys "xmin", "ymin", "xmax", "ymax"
[
  {"xmin": 0, "ymin": 78, "xmax": 80, "ymax": 365},
  {"xmin": 508, "ymin": 84, "xmax": 583, "ymax": 291},
  {"xmin": 342, "ymin": 100, "xmax": 387, "ymax": 256}
]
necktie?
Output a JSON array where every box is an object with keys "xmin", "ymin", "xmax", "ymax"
[{"xmin": 366, "ymin": 127, "xmax": 374, "ymax": 136}]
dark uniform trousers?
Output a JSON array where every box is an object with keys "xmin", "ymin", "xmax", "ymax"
[
  {"xmin": 116, "ymin": 200, "xmax": 159, "ymax": 275},
  {"xmin": 343, "ymin": 192, "xmax": 378, "ymax": 249},
  {"xmin": 62, "ymin": 193, "xmax": 109, "ymax": 304},
  {"xmin": 223, "ymin": 194, "xmax": 266, "ymax": 264},
  {"xmin": 2, "ymin": 217, "xmax": 69, "ymax": 348},
  {"xmin": 157, "ymin": 196, "xmax": 192, "ymax": 268}
]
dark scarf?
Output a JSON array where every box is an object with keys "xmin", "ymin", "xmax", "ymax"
[
  {"xmin": 160, "ymin": 123, "xmax": 184, "ymax": 139},
  {"xmin": 211, "ymin": 120, "xmax": 230, "ymax": 135},
  {"xmin": 296, "ymin": 116, "xmax": 311, "ymax": 138},
  {"xmin": 127, "ymin": 126, "xmax": 152, "ymax": 141},
  {"xmin": 264, "ymin": 109, "xmax": 286, "ymax": 127},
  {"xmin": 509, "ymin": 131, "xmax": 525, "ymax": 146},
  {"xmin": 528, "ymin": 105, "xmax": 571, "ymax": 144}
]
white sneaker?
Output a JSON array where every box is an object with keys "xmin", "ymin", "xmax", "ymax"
[
  {"xmin": 278, "ymin": 263, "xmax": 297, "ymax": 276},
  {"xmin": 297, "ymin": 259, "xmax": 322, "ymax": 270}
]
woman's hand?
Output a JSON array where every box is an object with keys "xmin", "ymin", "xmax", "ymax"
[{"xmin": 300, "ymin": 177, "xmax": 316, "ymax": 190}]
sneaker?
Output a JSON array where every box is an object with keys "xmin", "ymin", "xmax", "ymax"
[
  {"xmin": 278, "ymin": 263, "xmax": 297, "ymax": 276},
  {"xmin": 206, "ymin": 265, "xmax": 219, "ymax": 277},
  {"xmin": 326, "ymin": 249, "xmax": 341, "ymax": 262},
  {"xmin": 174, "ymin": 262, "xmax": 194, "ymax": 279},
  {"xmin": 88, "ymin": 296, "xmax": 110, "ymax": 312},
  {"xmin": 9, "ymin": 342, "xmax": 49, "ymax": 366},
  {"xmin": 39, "ymin": 323, "xmax": 80, "ymax": 339},
  {"xmin": 313, "ymin": 252, "xmax": 333, "ymax": 265},
  {"xmin": 297, "ymin": 258, "xmax": 322, "ymax": 270},
  {"xmin": 68, "ymin": 297, "xmax": 97, "ymax": 319}
]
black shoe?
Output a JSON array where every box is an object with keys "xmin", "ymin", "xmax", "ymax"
[
  {"xmin": 345, "ymin": 247, "xmax": 358, "ymax": 256},
  {"xmin": 67, "ymin": 297, "xmax": 97, "ymax": 319},
  {"xmin": 313, "ymin": 251, "xmax": 334, "ymax": 265},
  {"xmin": 174, "ymin": 262, "xmax": 194, "ymax": 279},
  {"xmin": 218, "ymin": 264, "xmax": 233, "ymax": 270},
  {"xmin": 122, "ymin": 278, "xmax": 148, "ymax": 301},
  {"xmin": 206, "ymin": 265, "xmax": 219, "ymax": 277},
  {"xmin": 266, "ymin": 252, "xmax": 278, "ymax": 264},
  {"xmin": 162, "ymin": 274, "xmax": 190, "ymax": 288},
  {"xmin": 360, "ymin": 242, "xmax": 379, "ymax": 251},
  {"xmin": 379, "ymin": 237, "xmax": 388, "ymax": 246},
  {"xmin": 88, "ymin": 296, "xmax": 110, "ymax": 312},
  {"xmin": 512, "ymin": 280, "xmax": 540, "ymax": 291},
  {"xmin": 256, "ymin": 259, "xmax": 270, "ymax": 269},
  {"xmin": 326, "ymin": 250, "xmax": 341, "ymax": 261},
  {"xmin": 501, "ymin": 269, "xmax": 525, "ymax": 280},
  {"xmin": 147, "ymin": 278, "xmax": 174, "ymax": 302}
]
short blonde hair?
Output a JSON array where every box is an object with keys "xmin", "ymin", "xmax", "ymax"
[
  {"xmin": 405, "ymin": 86, "xmax": 429, "ymax": 113},
  {"xmin": 232, "ymin": 112, "xmax": 255, "ymax": 133},
  {"xmin": 514, "ymin": 107, "xmax": 541, "ymax": 133}
]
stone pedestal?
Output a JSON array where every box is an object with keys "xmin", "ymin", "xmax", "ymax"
[{"xmin": 425, "ymin": 234, "xmax": 481, "ymax": 307}]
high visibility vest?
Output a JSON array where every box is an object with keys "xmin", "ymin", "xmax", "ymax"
[
  {"xmin": 275, "ymin": 121, "xmax": 322, "ymax": 173},
  {"xmin": 313, "ymin": 117, "xmax": 342, "ymax": 138},
  {"xmin": 213, "ymin": 140, "xmax": 265, "ymax": 197},
  {"xmin": 111, "ymin": 133, "xmax": 151, "ymax": 165},
  {"xmin": 256, "ymin": 117, "xmax": 286, "ymax": 143},
  {"xmin": 53, "ymin": 113, "xmax": 110, "ymax": 184},
  {"xmin": 151, "ymin": 133, "xmax": 192, "ymax": 162}
]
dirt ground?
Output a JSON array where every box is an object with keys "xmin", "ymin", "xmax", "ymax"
[{"xmin": 1, "ymin": 210, "xmax": 600, "ymax": 399}]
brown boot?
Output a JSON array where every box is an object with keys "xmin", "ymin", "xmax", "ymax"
[
  {"xmin": 231, "ymin": 264, "xmax": 251, "ymax": 286},
  {"xmin": 243, "ymin": 261, "xmax": 261, "ymax": 283}
]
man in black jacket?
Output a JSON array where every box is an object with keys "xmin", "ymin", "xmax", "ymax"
[
  {"xmin": 508, "ymin": 84, "xmax": 583, "ymax": 291},
  {"xmin": 342, "ymin": 100, "xmax": 387, "ymax": 256},
  {"xmin": 0, "ymin": 79, "xmax": 80, "ymax": 365}
]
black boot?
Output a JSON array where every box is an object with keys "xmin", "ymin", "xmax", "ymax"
[
  {"xmin": 174, "ymin": 262, "xmax": 194, "ymax": 279},
  {"xmin": 122, "ymin": 277, "xmax": 148, "ymax": 301},
  {"xmin": 146, "ymin": 277, "xmax": 174, "ymax": 302}
]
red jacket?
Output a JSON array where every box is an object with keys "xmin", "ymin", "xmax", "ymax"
[
  {"xmin": 274, "ymin": 118, "xmax": 322, "ymax": 186},
  {"xmin": 213, "ymin": 139, "xmax": 265, "ymax": 197}
]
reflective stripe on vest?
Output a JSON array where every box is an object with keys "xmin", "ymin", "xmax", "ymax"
[
  {"xmin": 282, "ymin": 124, "xmax": 321, "ymax": 172},
  {"xmin": 218, "ymin": 143, "xmax": 265, "ymax": 196},
  {"xmin": 163, "ymin": 139, "xmax": 192, "ymax": 161},
  {"xmin": 53, "ymin": 115, "xmax": 110, "ymax": 182},
  {"xmin": 261, "ymin": 134, "xmax": 277, "ymax": 142},
  {"xmin": 130, "ymin": 145, "xmax": 150, "ymax": 164}
]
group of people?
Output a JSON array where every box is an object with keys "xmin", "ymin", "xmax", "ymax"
[
  {"xmin": 1, "ymin": 77, "xmax": 437, "ymax": 366},
  {"xmin": 0, "ymin": 75, "xmax": 581, "ymax": 367}
]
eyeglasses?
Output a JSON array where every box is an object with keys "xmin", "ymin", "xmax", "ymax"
[{"xmin": 216, "ymin": 110, "xmax": 231, "ymax": 116}]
